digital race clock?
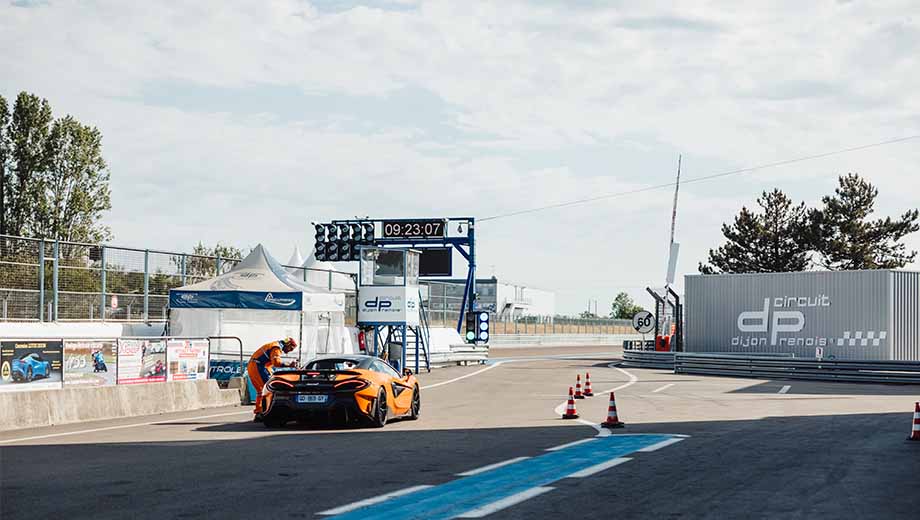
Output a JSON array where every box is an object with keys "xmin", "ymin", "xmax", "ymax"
[{"xmin": 381, "ymin": 219, "xmax": 447, "ymax": 239}]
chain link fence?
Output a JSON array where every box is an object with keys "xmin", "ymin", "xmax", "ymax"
[{"xmin": 0, "ymin": 235, "xmax": 351, "ymax": 323}]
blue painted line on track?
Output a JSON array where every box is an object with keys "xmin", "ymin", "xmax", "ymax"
[{"xmin": 326, "ymin": 434, "xmax": 678, "ymax": 519}]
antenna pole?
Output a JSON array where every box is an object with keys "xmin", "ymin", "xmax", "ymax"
[{"xmin": 663, "ymin": 155, "xmax": 682, "ymax": 334}]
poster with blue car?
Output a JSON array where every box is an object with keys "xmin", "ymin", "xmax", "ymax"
[{"xmin": 0, "ymin": 340, "xmax": 64, "ymax": 392}]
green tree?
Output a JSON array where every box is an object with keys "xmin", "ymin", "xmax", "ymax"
[
  {"xmin": 0, "ymin": 95, "xmax": 9, "ymax": 236},
  {"xmin": 810, "ymin": 173, "xmax": 919, "ymax": 270},
  {"xmin": 30, "ymin": 116, "xmax": 111, "ymax": 242},
  {"xmin": 610, "ymin": 291, "xmax": 644, "ymax": 319},
  {"xmin": 178, "ymin": 242, "xmax": 245, "ymax": 279},
  {"xmin": 700, "ymin": 189, "xmax": 811, "ymax": 274},
  {"xmin": 3, "ymin": 92, "xmax": 52, "ymax": 237},
  {"xmin": 0, "ymin": 92, "xmax": 111, "ymax": 242}
]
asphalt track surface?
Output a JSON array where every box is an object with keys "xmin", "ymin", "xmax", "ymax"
[{"xmin": 2, "ymin": 345, "xmax": 920, "ymax": 519}]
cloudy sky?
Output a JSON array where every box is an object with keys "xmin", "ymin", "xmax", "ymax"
[{"xmin": 2, "ymin": 0, "xmax": 918, "ymax": 314}]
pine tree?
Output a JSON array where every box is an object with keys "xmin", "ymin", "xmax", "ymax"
[
  {"xmin": 699, "ymin": 189, "xmax": 811, "ymax": 274},
  {"xmin": 811, "ymin": 173, "xmax": 919, "ymax": 270}
]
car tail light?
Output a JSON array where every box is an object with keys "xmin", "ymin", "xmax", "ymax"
[
  {"xmin": 334, "ymin": 378, "xmax": 369, "ymax": 391},
  {"xmin": 267, "ymin": 380, "xmax": 294, "ymax": 392}
]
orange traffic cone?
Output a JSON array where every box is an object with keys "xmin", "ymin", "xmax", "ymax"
[
  {"xmin": 909, "ymin": 402, "xmax": 920, "ymax": 441},
  {"xmin": 600, "ymin": 391, "xmax": 625, "ymax": 428},
  {"xmin": 562, "ymin": 387, "xmax": 579, "ymax": 419},
  {"xmin": 574, "ymin": 375, "xmax": 584, "ymax": 399},
  {"xmin": 584, "ymin": 372, "xmax": 594, "ymax": 397}
]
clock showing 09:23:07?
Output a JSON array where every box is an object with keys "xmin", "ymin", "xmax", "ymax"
[{"xmin": 381, "ymin": 219, "xmax": 447, "ymax": 239}]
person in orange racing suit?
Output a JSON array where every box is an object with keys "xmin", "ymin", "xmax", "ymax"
[{"xmin": 248, "ymin": 337, "xmax": 298, "ymax": 420}]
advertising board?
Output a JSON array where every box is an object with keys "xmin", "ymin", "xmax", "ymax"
[
  {"xmin": 166, "ymin": 339, "xmax": 209, "ymax": 381},
  {"xmin": 63, "ymin": 340, "xmax": 117, "ymax": 387},
  {"xmin": 0, "ymin": 339, "xmax": 64, "ymax": 392},
  {"xmin": 685, "ymin": 271, "xmax": 893, "ymax": 360},
  {"xmin": 357, "ymin": 286, "xmax": 420, "ymax": 326},
  {"xmin": 116, "ymin": 338, "xmax": 167, "ymax": 384}
]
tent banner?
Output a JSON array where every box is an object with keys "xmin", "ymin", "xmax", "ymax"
[
  {"xmin": 169, "ymin": 290, "xmax": 302, "ymax": 310},
  {"xmin": 166, "ymin": 339, "xmax": 209, "ymax": 381},
  {"xmin": 0, "ymin": 340, "xmax": 64, "ymax": 392},
  {"xmin": 117, "ymin": 339, "xmax": 167, "ymax": 384},
  {"xmin": 64, "ymin": 340, "xmax": 117, "ymax": 387}
]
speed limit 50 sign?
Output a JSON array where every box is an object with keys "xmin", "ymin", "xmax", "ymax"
[{"xmin": 632, "ymin": 310, "xmax": 656, "ymax": 334}]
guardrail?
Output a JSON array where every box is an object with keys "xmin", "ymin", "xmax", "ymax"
[
  {"xmin": 673, "ymin": 353, "xmax": 920, "ymax": 383},
  {"xmin": 621, "ymin": 350, "xmax": 676, "ymax": 370},
  {"xmin": 621, "ymin": 349, "xmax": 920, "ymax": 384}
]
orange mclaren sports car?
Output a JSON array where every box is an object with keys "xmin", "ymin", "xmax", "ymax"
[{"xmin": 259, "ymin": 354, "xmax": 420, "ymax": 428}]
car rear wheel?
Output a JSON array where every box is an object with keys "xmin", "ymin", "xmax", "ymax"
[
  {"xmin": 408, "ymin": 386, "xmax": 420, "ymax": 420},
  {"xmin": 371, "ymin": 388, "xmax": 387, "ymax": 428},
  {"xmin": 264, "ymin": 415, "xmax": 286, "ymax": 429}
]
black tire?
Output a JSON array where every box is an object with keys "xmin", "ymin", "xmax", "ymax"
[
  {"xmin": 371, "ymin": 388, "xmax": 388, "ymax": 428},
  {"xmin": 408, "ymin": 386, "xmax": 420, "ymax": 420},
  {"xmin": 264, "ymin": 415, "xmax": 285, "ymax": 429}
]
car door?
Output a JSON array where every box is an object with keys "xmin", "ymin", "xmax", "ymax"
[{"xmin": 373, "ymin": 360, "xmax": 413, "ymax": 414}]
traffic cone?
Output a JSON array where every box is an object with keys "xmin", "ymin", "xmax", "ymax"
[
  {"xmin": 574, "ymin": 375, "xmax": 584, "ymax": 399},
  {"xmin": 600, "ymin": 391, "xmax": 625, "ymax": 428},
  {"xmin": 562, "ymin": 387, "xmax": 579, "ymax": 419},
  {"xmin": 909, "ymin": 402, "xmax": 920, "ymax": 441},
  {"xmin": 584, "ymin": 372, "xmax": 594, "ymax": 397}
]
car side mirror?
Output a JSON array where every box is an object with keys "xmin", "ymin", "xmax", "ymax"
[{"xmin": 403, "ymin": 368, "xmax": 413, "ymax": 378}]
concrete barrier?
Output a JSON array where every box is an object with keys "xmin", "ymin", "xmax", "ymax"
[
  {"xmin": 489, "ymin": 334, "xmax": 639, "ymax": 347},
  {"xmin": 0, "ymin": 379, "xmax": 242, "ymax": 432}
]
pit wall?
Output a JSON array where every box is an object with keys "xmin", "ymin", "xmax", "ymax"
[
  {"xmin": 489, "ymin": 333, "xmax": 639, "ymax": 347},
  {"xmin": 0, "ymin": 378, "xmax": 241, "ymax": 432}
]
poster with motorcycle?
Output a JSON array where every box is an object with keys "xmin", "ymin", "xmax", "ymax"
[
  {"xmin": 0, "ymin": 339, "xmax": 64, "ymax": 392},
  {"xmin": 116, "ymin": 338, "xmax": 166, "ymax": 384},
  {"xmin": 63, "ymin": 340, "xmax": 117, "ymax": 387},
  {"xmin": 166, "ymin": 339, "xmax": 209, "ymax": 381}
]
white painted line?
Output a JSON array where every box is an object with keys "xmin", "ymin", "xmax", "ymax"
[
  {"xmin": 456, "ymin": 486, "xmax": 555, "ymax": 518},
  {"xmin": 652, "ymin": 383, "xmax": 675, "ymax": 393},
  {"xmin": 317, "ymin": 485, "xmax": 434, "ymax": 515},
  {"xmin": 457, "ymin": 456, "xmax": 531, "ymax": 477},
  {"xmin": 567, "ymin": 457, "xmax": 632, "ymax": 478},
  {"xmin": 779, "ymin": 385, "xmax": 791, "ymax": 394},
  {"xmin": 637, "ymin": 437, "xmax": 685, "ymax": 452},
  {"xmin": 545, "ymin": 437, "xmax": 596, "ymax": 452},
  {"xmin": 0, "ymin": 410, "xmax": 251, "ymax": 445},
  {"xmin": 421, "ymin": 361, "xmax": 506, "ymax": 390}
]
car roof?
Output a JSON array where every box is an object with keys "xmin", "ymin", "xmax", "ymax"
[
  {"xmin": 306, "ymin": 355, "xmax": 377, "ymax": 368},
  {"xmin": 311, "ymin": 354, "xmax": 375, "ymax": 362}
]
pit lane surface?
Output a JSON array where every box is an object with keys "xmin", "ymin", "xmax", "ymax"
[{"xmin": 2, "ymin": 346, "xmax": 919, "ymax": 519}]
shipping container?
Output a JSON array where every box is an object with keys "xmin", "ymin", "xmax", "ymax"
[{"xmin": 685, "ymin": 270, "xmax": 920, "ymax": 361}]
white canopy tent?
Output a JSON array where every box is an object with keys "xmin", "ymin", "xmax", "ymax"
[
  {"xmin": 302, "ymin": 249, "xmax": 358, "ymax": 293},
  {"xmin": 285, "ymin": 246, "xmax": 306, "ymax": 277},
  {"xmin": 168, "ymin": 244, "xmax": 355, "ymax": 362}
]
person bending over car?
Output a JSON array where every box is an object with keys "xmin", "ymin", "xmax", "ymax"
[{"xmin": 248, "ymin": 337, "xmax": 297, "ymax": 421}]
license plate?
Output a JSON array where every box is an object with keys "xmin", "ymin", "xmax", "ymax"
[{"xmin": 296, "ymin": 394, "xmax": 328, "ymax": 404}]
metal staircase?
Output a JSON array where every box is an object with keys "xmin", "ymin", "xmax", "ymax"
[{"xmin": 401, "ymin": 291, "xmax": 431, "ymax": 373}]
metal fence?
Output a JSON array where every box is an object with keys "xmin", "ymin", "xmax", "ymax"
[
  {"xmin": 418, "ymin": 280, "xmax": 633, "ymax": 334},
  {"xmin": 0, "ymin": 235, "xmax": 355, "ymax": 323},
  {"xmin": 2, "ymin": 234, "xmax": 634, "ymax": 334}
]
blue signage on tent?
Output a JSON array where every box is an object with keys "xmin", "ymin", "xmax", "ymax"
[{"xmin": 169, "ymin": 291, "xmax": 303, "ymax": 310}]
